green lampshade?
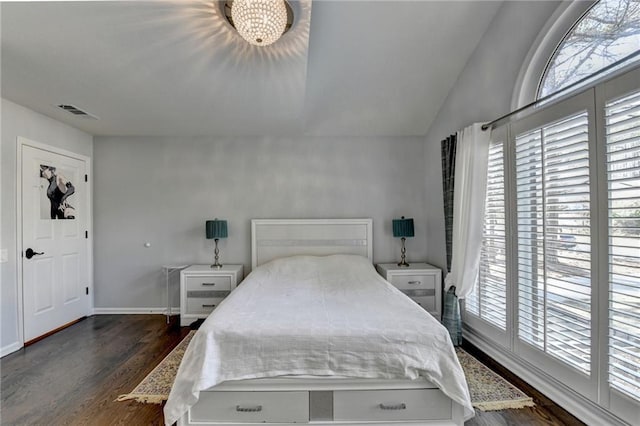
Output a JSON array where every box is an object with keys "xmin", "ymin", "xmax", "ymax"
[
  {"xmin": 206, "ymin": 219, "xmax": 228, "ymax": 239},
  {"xmin": 392, "ymin": 217, "xmax": 414, "ymax": 238}
]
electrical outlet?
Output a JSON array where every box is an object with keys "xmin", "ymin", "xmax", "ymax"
[{"xmin": 0, "ymin": 249, "xmax": 8, "ymax": 263}]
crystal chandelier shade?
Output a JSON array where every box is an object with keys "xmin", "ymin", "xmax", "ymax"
[{"xmin": 231, "ymin": 0, "xmax": 288, "ymax": 46}]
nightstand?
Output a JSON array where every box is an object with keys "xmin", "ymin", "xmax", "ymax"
[
  {"xmin": 180, "ymin": 264, "xmax": 243, "ymax": 326},
  {"xmin": 376, "ymin": 263, "xmax": 442, "ymax": 320}
]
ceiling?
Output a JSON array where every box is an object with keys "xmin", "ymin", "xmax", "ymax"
[{"xmin": 1, "ymin": 1, "xmax": 503, "ymax": 137}]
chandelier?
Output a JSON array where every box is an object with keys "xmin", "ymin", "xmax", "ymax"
[{"xmin": 226, "ymin": 0, "xmax": 293, "ymax": 46}]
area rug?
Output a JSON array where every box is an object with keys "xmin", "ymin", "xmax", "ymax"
[
  {"xmin": 117, "ymin": 331, "xmax": 534, "ymax": 411},
  {"xmin": 116, "ymin": 331, "xmax": 196, "ymax": 404},
  {"xmin": 456, "ymin": 348, "xmax": 534, "ymax": 411}
]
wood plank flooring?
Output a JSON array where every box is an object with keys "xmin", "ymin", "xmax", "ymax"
[{"xmin": 1, "ymin": 315, "xmax": 583, "ymax": 425}]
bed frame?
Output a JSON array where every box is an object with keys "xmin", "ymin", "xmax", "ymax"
[{"xmin": 177, "ymin": 219, "xmax": 465, "ymax": 426}]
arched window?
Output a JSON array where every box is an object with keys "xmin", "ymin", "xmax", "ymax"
[{"xmin": 539, "ymin": 0, "xmax": 640, "ymax": 98}]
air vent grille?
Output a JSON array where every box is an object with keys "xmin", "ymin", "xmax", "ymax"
[{"xmin": 56, "ymin": 104, "xmax": 98, "ymax": 119}]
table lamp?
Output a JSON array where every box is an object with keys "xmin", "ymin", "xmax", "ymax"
[
  {"xmin": 393, "ymin": 216, "xmax": 414, "ymax": 267},
  {"xmin": 206, "ymin": 219, "xmax": 228, "ymax": 268}
]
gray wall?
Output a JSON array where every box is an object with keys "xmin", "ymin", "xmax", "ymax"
[
  {"xmin": 1, "ymin": 98, "xmax": 93, "ymax": 354},
  {"xmin": 423, "ymin": 1, "xmax": 561, "ymax": 272},
  {"xmin": 93, "ymin": 136, "xmax": 427, "ymax": 309},
  {"xmin": 0, "ymin": 0, "xmax": 564, "ymax": 352}
]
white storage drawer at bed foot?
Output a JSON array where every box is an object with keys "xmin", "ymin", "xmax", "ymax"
[
  {"xmin": 333, "ymin": 389, "xmax": 452, "ymax": 421},
  {"xmin": 185, "ymin": 275, "xmax": 232, "ymax": 291},
  {"xmin": 190, "ymin": 391, "xmax": 309, "ymax": 423},
  {"xmin": 186, "ymin": 297, "xmax": 225, "ymax": 315}
]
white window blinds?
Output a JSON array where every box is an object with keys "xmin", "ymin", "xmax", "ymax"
[
  {"xmin": 515, "ymin": 112, "xmax": 592, "ymax": 375},
  {"xmin": 466, "ymin": 141, "xmax": 507, "ymax": 330},
  {"xmin": 466, "ymin": 278, "xmax": 480, "ymax": 316},
  {"xmin": 464, "ymin": 68, "xmax": 640, "ymax": 423},
  {"xmin": 605, "ymin": 89, "xmax": 640, "ymax": 400}
]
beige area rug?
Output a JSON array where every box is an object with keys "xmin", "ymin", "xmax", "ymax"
[
  {"xmin": 117, "ymin": 331, "xmax": 534, "ymax": 411},
  {"xmin": 455, "ymin": 348, "xmax": 534, "ymax": 411},
  {"xmin": 116, "ymin": 331, "xmax": 197, "ymax": 404}
]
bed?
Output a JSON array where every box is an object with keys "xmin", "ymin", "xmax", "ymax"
[{"xmin": 165, "ymin": 219, "xmax": 473, "ymax": 426}]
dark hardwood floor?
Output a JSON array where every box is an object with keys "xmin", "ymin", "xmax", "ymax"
[
  {"xmin": 1, "ymin": 315, "xmax": 189, "ymax": 425},
  {"xmin": 1, "ymin": 315, "xmax": 583, "ymax": 425}
]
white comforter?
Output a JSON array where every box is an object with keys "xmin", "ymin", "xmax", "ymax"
[{"xmin": 164, "ymin": 255, "xmax": 474, "ymax": 424}]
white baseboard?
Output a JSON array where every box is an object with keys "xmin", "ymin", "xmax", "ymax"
[
  {"xmin": 92, "ymin": 307, "xmax": 181, "ymax": 315},
  {"xmin": 1, "ymin": 341, "xmax": 23, "ymax": 358},
  {"xmin": 463, "ymin": 328, "xmax": 629, "ymax": 426}
]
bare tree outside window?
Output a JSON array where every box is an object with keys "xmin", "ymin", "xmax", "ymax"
[{"xmin": 540, "ymin": 0, "xmax": 640, "ymax": 98}]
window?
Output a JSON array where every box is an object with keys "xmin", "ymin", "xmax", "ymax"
[
  {"xmin": 465, "ymin": 70, "xmax": 640, "ymax": 424},
  {"xmin": 540, "ymin": 0, "xmax": 640, "ymax": 98},
  {"xmin": 605, "ymin": 89, "xmax": 640, "ymax": 399},
  {"xmin": 515, "ymin": 112, "xmax": 592, "ymax": 375}
]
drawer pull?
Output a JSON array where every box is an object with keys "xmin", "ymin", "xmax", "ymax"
[
  {"xmin": 407, "ymin": 281, "xmax": 421, "ymax": 285},
  {"xmin": 202, "ymin": 282, "xmax": 217, "ymax": 286},
  {"xmin": 202, "ymin": 304, "xmax": 216, "ymax": 308},
  {"xmin": 379, "ymin": 403, "xmax": 406, "ymax": 410},
  {"xmin": 236, "ymin": 405, "xmax": 262, "ymax": 413}
]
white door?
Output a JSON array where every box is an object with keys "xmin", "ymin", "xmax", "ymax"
[{"xmin": 21, "ymin": 143, "xmax": 90, "ymax": 342}]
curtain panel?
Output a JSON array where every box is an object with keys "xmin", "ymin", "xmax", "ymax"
[
  {"xmin": 440, "ymin": 134, "xmax": 457, "ymax": 273},
  {"xmin": 440, "ymin": 124, "xmax": 491, "ymax": 345}
]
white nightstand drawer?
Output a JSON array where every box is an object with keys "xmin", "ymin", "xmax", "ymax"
[
  {"xmin": 412, "ymin": 296, "xmax": 436, "ymax": 312},
  {"xmin": 390, "ymin": 274, "xmax": 435, "ymax": 290},
  {"xmin": 333, "ymin": 389, "xmax": 451, "ymax": 421},
  {"xmin": 186, "ymin": 297, "xmax": 225, "ymax": 315},
  {"xmin": 191, "ymin": 391, "xmax": 309, "ymax": 423},
  {"xmin": 185, "ymin": 275, "xmax": 232, "ymax": 291}
]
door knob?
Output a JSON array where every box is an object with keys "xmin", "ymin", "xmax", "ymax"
[{"xmin": 25, "ymin": 248, "xmax": 44, "ymax": 259}]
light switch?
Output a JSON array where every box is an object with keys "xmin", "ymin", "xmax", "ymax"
[{"xmin": 0, "ymin": 249, "xmax": 8, "ymax": 263}]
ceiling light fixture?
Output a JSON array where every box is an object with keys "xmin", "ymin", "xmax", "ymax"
[{"xmin": 224, "ymin": 0, "xmax": 293, "ymax": 46}]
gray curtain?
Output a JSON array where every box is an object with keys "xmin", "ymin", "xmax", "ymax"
[
  {"xmin": 441, "ymin": 134, "xmax": 457, "ymax": 272},
  {"xmin": 442, "ymin": 286, "xmax": 462, "ymax": 345},
  {"xmin": 441, "ymin": 134, "xmax": 461, "ymax": 345}
]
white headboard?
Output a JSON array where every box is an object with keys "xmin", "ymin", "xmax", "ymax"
[{"xmin": 251, "ymin": 219, "xmax": 373, "ymax": 269}]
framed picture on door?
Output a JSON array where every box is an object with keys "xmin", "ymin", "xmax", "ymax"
[{"xmin": 39, "ymin": 163, "xmax": 77, "ymax": 220}]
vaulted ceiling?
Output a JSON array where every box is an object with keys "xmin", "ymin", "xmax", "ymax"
[{"xmin": 1, "ymin": 1, "xmax": 503, "ymax": 137}]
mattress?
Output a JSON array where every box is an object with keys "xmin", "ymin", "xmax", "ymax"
[{"xmin": 164, "ymin": 254, "xmax": 474, "ymax": 424}]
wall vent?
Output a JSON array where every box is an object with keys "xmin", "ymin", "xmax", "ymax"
[{"xmin": 56, "ymin": 104, "xmax": 98, "ymax": 119}]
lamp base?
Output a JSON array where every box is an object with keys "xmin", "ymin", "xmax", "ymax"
[
  {"xmin": 211, "ymin": 239, "xmax": 223, "ymax": 269},
  {"xmin": 397, "ymin": 237, "xmax": 410, "ymax": 267}
]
